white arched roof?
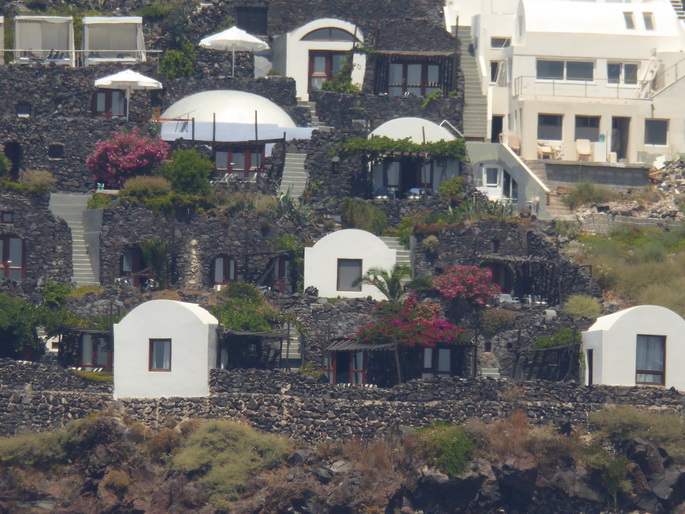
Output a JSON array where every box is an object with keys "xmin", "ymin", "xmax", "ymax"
[
  {"xmin": 369, "ymin": 117, "xmax": 455, "ymax": 144},
  {"xmin": 586, "ymin": 305, "xmax": 685, "ymax": 333},
  {"xmin": 161, "ymin": 90, "xmax": 296, "ymax": 127},
  {"xmin": 520, "ymin": 0, "xmax": 682, "ymax": 36},
  {"xmin": 311, "ymin": 228, "xmax": 390, "ymax": 252},
  {"xmin": 289, "ymin": 18, "xmax": 363, "ymax": 42},
  {"xmin": 118, "ymin": 299, "xmax": 218, "ymax": 327}
]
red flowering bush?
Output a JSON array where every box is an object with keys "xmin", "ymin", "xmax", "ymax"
[
  {"xmin": 357, "ymin": 295, "xmax": 463, "ymax": 348},
  {"xmin": 87, "ymin": 129, "xmax": 170, "ymax": 188},
  {"xmin": 433, "ymin": 265, "xmax": 501, "ymax": 306}
]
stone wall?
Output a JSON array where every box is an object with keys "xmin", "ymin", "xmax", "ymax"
[
  {"xmin": 311, "ymin": 91, "xmax": 463, "ymax": 132},
  {"xmin": 2, "ymin": 365, "xmax": 685, "ymax": 442},
  {"xmin": 0, "ymin": 192, "xmax": 71, "ymax": 295}
]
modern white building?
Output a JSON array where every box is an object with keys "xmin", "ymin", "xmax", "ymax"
[
  {"xmin": 304, "ymin": 229, "xmax": 397, "ymax": 300},
  {"xmin": 582, "ymin": 305, "xmax": 685, "ymax": 390},
  {"xmin": 113, "ymin": 300, "xmax": 219, "ymax": 399},
  {"xmin": 453, "ymin": 0, "xmax": 685, "ymax": 165},
  {"xmin": 272, "ymin": 18, "xmax": 365, "ymax": 101}
]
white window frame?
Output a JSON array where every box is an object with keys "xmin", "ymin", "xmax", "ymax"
[
  {"xmin": 643, "ymin": 12, "xmax": 655, "ymax": 31},
  {"xmin": 607, "ymin": 62, "xmax": 638, "ymax": 86},
  {"xmin": 536, "ymin": 59, "xmax": 594, "ymax": 82}
]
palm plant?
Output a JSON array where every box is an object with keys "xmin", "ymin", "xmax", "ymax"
[{"xmin": 353, "ymin": 264, "xmax": 413, "ymax": 302}]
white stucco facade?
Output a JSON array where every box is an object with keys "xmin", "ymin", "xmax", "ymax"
[
  {"xmin": 304, "ymin": 229, "xmax": 396, "ymax": 300},
  {"xmin": 113, "ymin": 300, "xmax": 219, "ymax": 399},
  {"xmin": 582, "ymin": 305, "xmax": 685, "ymax": 390},
  {"xmin": 272, "ymin": 18, "xmax": 365, "ymax": 101}
]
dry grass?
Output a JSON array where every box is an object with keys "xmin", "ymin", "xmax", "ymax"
[{"xmin": 340, "ymin": 432, "xmax": 418, "ymax": 487}]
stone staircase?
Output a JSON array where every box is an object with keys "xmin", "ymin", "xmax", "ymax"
[
  {"xmin": 458, "ymin": 28, "xmax": 488, "ymax": 141},
  {"xmin": 524, "ymin": 161, "xmax": 577, "ymax": 221},
  {"xmin": 671, "ymin": 0, "xmax": 685, "ymax": 19},
  {"xmin": 380, "ymin": 235, "xmax": 411, "ymax": 269},
  {"xmin": 278, "ymin": 327, "xmax": 302, "ymax": 370},
  {"xmin": 279, "ymin": 153, "xmax": 308, "ymax": 199},
  {"xmin": 48, "ymin": 193, "xmax": 99, "ymax": 286},
  {"xmin": 297, "ymin": 99, "xmax": 333, "ymax": 132}
]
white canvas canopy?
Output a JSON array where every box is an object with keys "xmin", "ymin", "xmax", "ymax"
[
  {"xmin": 83, "ymin": 16, "xmax": 146, "ymax": 66},
  {"xmin": 199, "ymin": 26, "xmax": 269, "ymax": 77},
  {"xmin": 94, "ymin": 69, "xmax": 162, "ymax": 121},
  {"xmin": 14, "ymin": 16, "xmax": 75, "ymax": 66}
]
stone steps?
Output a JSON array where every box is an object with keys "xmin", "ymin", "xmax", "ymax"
[
  {"xmin": 380, "ymin": 236, "xmax": 411, "ymax": 268},
  {"xmin": 48, "ymin": 193, "xmax": 100, "ymax": 287},
  {"xmin": 297, "ymin": 99, "xmax": 334, "ymax": 132},
  {"xmin": 459, "ymin": 29, "xmax": 488, "ymax": 140},
  {"xmin": 279, "ymin": 153, "xmax": 308, "ymax": 199}
]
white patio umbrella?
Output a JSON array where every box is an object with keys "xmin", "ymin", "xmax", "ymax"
[
  {"xmin": 199, "ymin": 26, "xmax": 269, "ymax": 77},
  {"xmin": 94, "ymin": 69, "xmax": 162, "ymax": 121}
]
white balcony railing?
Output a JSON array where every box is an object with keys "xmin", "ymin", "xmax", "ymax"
[{"xmin": 512, "ymin": 76, "xmax": 646, "ymax": 100}]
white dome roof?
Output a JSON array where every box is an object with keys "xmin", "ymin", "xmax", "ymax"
[
  {"xmin": 369, "ymin": 117, "xmax": 455, "ymax": 144},
  {"xmin": 161, "ymin": 90, "xmax": 296, "ymax": 128}
]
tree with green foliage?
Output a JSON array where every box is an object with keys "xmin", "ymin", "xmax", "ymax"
[
  {"xmin": 156, "ymin": 149, "xmax": 213, "ymax": 195},
  {"xmin": 0, "ymin": 294, "xmax": 41, "ymax": 359},
  {"xmin": 212, "ymin": 282, "xmax": 279, "ymax": 332},
  {"xmin": 340, "ymin": 197, "xmax": 388, "ymax": 235},
  {"xmin": 159, "ymin": 43, "xmax": 196, "ymax": 79},
  {"xmin": 353, "ymin": 264, "xmax": 412, "ymax": 301}
]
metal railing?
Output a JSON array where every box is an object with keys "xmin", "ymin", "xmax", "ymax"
[
  {"xmin": 652, "ymin": 57, "xmax": 685, "ymax": 97},
  {"xmin": 512, "ymin": 75, "xmax": 648, "ymax": 100}
]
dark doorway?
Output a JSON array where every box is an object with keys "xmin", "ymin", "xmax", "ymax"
[
  {"xmin": 3, "ymin": 142, "xmax": 22, "ymax": 180},
  {"xmin": 587, "ymin": 349, "xmax": 594, "ymax": 385},
  {"xmin": 611, "ymin": 117, "xmax": 630, "ymax": 161},
  {"xmin": 491, "ymin": 115, "xmax": 504, "ymax": 143}
]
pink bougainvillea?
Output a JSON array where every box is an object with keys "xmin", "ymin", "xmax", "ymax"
[
  {"xmin": 433, "ymin": 265, "xmax": 501, "ymax": 306},
  {"xmin": 357, "ymin": 295, "xmax": 464, "ymax": 348},
  {"xmin": 87, "ymin": 129, "xmax": 170, "ymax": 188}
]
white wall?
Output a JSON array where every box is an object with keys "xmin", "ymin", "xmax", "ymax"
[
  {"xmin": 113, "ymin": 300, "xmax": 218, "ymax": 399},
  {"xmin": 582, "ymin": 305, "xmax": 685, "ymax": 390},
  {"xmin": 274, "ymin": 18, "xmax": 365, "ymax": 101},
  {"xmin": 304, "ymin": 229, "xmax": 396, "ymax": 300}
]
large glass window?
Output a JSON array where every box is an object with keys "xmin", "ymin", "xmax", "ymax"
[
  {"xmin": 212, "ymin": 255, "xmax": 236, "ymax": 285},
  {"xmin": 645, "ymin": 119, "xmax": 668, "ymax": 145},
  {"xmin": 538, "ymin": 114, "xmax": 563, "ymax": 141},
  {"xmin": 608, "ymin": 63, "xmax": 638, "ymax": 85},
  {"xmin": 422, "ymin": 347, "xmax": 452, "ymax": 378},
  {"xmin": 636, "ymin": 334, "xmax": 665, "ymax": 385},
  {"xmin": 536, "ymin": 60, "xmax": 593, "ymax": 81},
  {"xmin": 149, "ymin": 339, "xmax": 171, "ymax": 371},
  {"xmin": 387, "ymin": 61, "xmax": 441, "ymax": 97},
  {"xmin": 575, "ymin": 116, "xmax": 600, "ymax": 141},
  {"xmin": 214, "ymin": 146, "xmax": 265, "ymax": 175},
  {"xmin": 0, "ymin": 236, "xmax": 24, "ymax": 280},
  {"xmin": 92, "ymin": 89, "xmax": 126, "ymax": 118},
  {"xmin": 309, "ymin": 51, "xmax": 347, "ymax": 92},
  {"xmin": 337, "ymin": 259, "xmax": 362, "ymax": 291}
]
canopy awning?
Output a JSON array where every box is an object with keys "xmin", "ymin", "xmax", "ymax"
[
  {"xmin": 82, "ymin": 16, "xmax": 146, "ymax": 65},
  {"xmin": 14, "ymin": 16, "xmax": 75, "ymax": 66},
  {"xmin": 161, "ymin": 120, "xmax": 314, "ymax": 144},
  {"xmin": 325, "ymin": 339, "xmax": 395, "ymax": 352}
]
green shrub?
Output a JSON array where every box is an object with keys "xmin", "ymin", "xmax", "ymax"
[
  {"xmin": 69, "ymin": 285, "xmax": 105, "ymax": 297},
  {"xmin": 70, "ymin": 370, "xmax": 113, "ymax": 383},
  {"xmin": 0, "ymin": 431, "xmax": 67, "ymax": 467},
  {"xmin": 42, "ymin": 280, "xmax": 72, "ymax": 309},
  {"xmin": 480, "ymin": 308, "xmax": 517, "ymax": 335},
  {"xmin": 19, "ymin": 170, "xmax": 55, "ymax": 195},
  {"xmin": 0, "ymin": 153, "xmax": 10, "ymax": 178},
  {"xmin": 340, "ymin": 197, "xmax": 388, "ymax": 235},
  {"xmin": 421, "ymin": 235, "xmax": 440, "ymax": 254},
  {"xmin": 156, "ymin": 149, "xmax": 213, "ymax": 195},
  {"xmin": 583, "ymin": 445, "xmax": 632, "ymax": 505},
  {"xmin": 159, "ymin": 44, "xmax": 196, "ymax": 79},
  {"xmin": 139, "ymin": 238, "xmax": 170, "ymax": 289},
  {"xmin": 417, "ymin": 423, "xmax": 475, "ymax": 476},
  {"xmin": 321, "ymin": 55, "xmax": 361, "ymax": 94},
  {"xmin": 145, "ymin": 427, "xmax": 182, "ymax": 462},
  {"xmin": 589, "ymin": 405, "xmax": 685, "ymax": 463},
  {"xmin": 562, "ymin": 295, "xmax": 601, "ymax": 318},
  {"xmin": 437, "ymin": 176, "xmax": 465, "ymax": 202},
  {"xmin": 172, "ymin": 420, "xmax": 291, "ymax": 506},
  {"xmin": 137, "ymin": 1, "xmax": 174, "ymax": 20},
  {"xmin": 534, "ymin": 327, "xmax": 581, "ymax": 349},
  {"xmin": 102, "ymin": 469, "xmax": 131, "ymax": 495},
  {"xmin": 631, "ymin": 241, "xmax": 668, "ymax": 263},
  {"xmin": 87, "ymin": 193, "xmax": 113, "ymax": 210},
  {"xmin": 120, "ymin": 176, "xmax": 172, "ymax": 199},
  {"xmin": 561, "ymin": 181, "xmax": 619, "ymax": 210}
]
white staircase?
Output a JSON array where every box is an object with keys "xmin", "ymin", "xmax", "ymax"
[
  {"xmin": 481, "ymin": 367, "xmax": 501, "ymax": 379},
  {"xmin": 458, "ymin": 29, "xmax": 488, "ymax": 141},
  {"xmin": 380, "ymin": 236, "xmax": 411, "ymax": 269},
  {"xmin": 279, "ymin": 153, "xmax": 308, "ymax": 199},
  {"xmin": 671, "ymin": 0, "xmax": 685, "ymax": 19},
  {"xmin": 279, "ymin": 327, "xmax": 302, "ymax": 370},
  {"xmin": 49, "ymin": 193, "xmax": 99, "ymax": 287}
]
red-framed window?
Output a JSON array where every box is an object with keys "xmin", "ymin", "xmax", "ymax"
[
  {"xmin": 214, "ymin": 145, "xmax": 265, "ymax": 178},
  {"xmin": 120, "ymin": 246, "xmax": 152, "ymax": 288},
  {"xmin": 324, "ymin": 351, "xmax": 366, "ymax": 385},
  {"xmin": 271, "ymin": 255, "xmax": 292, "ymax": 294},
  {"xmin": 422, "ymin": 347, "xmax": 452, "ymax": 378},
  {"xmin": 80, "ymin": 335, "xmax": 112, "ymax": 371},
  {"xmin": 308, "ymin": 51, "xmax": 347, "ymax": 92},
  {"xmin": 636, "ymin": 334, "xmax": 665, "ymax": 385},
  {"xmin": 149, "ymin": 339, "xmax": 171, "ymax": 371},
  {"xmin": 92, "ymin": 89, "xmax": 127, "ymax": 118},
  {"xmin": 0, "ymin": 235, "xmax": 24, "ymax": 280},
  {"xmin": 211, "ymin": 255, "xmax": 236, "ymax": 285}
]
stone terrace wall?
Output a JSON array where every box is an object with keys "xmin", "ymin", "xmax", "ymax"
[
  {"xmin": 0, "ymin": 359, "xmax": 112, "ymax": 394},
  {"xmin": 2, "ymin": 366, "xmax": 685, "ymax": 442},
  {"xmin": 0, "ymin": 192, "xmax": 71, "ymax": 294}
]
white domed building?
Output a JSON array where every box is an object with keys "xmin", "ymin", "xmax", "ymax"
[{"xmin": 161, "ymin": 90, "xmax": 314, "ymax": 179}]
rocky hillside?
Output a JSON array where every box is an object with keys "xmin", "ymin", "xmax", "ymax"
[{"xmin": 1, "ymin": 409, "xmax": 684, "ymax": 513}]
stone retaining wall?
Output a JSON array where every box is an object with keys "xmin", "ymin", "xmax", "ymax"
[
  {"xmin": 2, "ymin": 365, "xmax": 685, "ymax": 442},
  {"xmin": 577, "ymin": 213, "xmax": 681, "ymax": 235}
]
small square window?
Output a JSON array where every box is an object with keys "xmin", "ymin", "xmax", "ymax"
[
  {"xmin": 645, "ymin": 119, "xmax": 668, "ymax": 145},
  {"xmin": 490, "ymin": 37, "xmax": 510, "ymax": 48},
  {"xmin": 48, "ymin": 144, "xmax": 65, "ymax": 159},
  {"xmin": 624, "ymin": 12, "xmax": 635, "ymax": 29},
  {"xmin": 16, "ymin": 102, "xmax": 31, "ymax": 118},
  {"xmin": 538, "ymin": 114, "xmax": 563, "ymax": 141},
  {"xmin": 1, "ymin": 212, "xmax": 13, "ymax": 223},
  {"xmin": 337, "ymin": 259, "xmax": 362, "ymax": 292},
  {"xmin": 485, "ymin": 167, "xmax": 499, "ymax": 186},
  {"xmin": 149, "ymin": 339, "xmax": 171, "ymax": 371},
  {"xmin": 575, "ymin": 116, "xmax": 600, "ymax": 142},
  {"xmin": 636, "ymin": 334, "xmax": 664, "ymax": 385}
]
